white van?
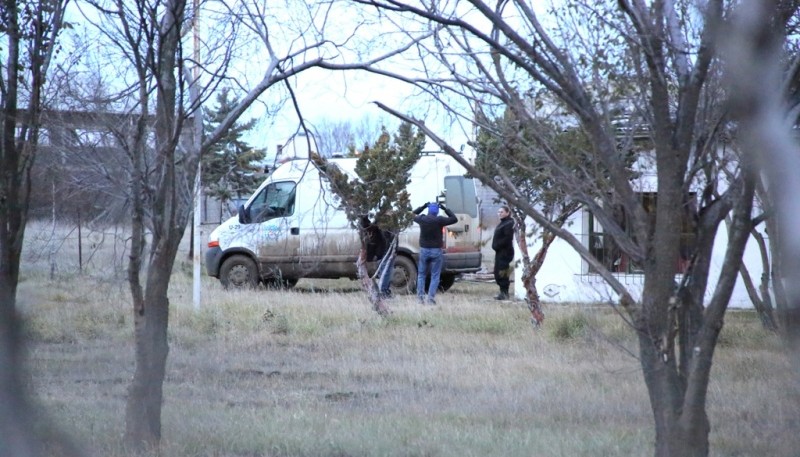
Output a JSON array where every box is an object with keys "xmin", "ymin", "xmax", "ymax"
[{"xmin": 205, "ymin": 153, "xmax": 482, "ymax": 293}]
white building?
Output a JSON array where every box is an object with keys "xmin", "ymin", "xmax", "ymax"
[
  {"xmin": 509, "ymin": 152, "xmax": 765, "ymax": 309},
  {"xmin": 512, "ymin": 210, "xmax": 765, "ymax": 308}
]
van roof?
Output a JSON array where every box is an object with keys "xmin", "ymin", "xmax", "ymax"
[{"xmin": 270, "ymin": 152, "xmax": 468, "ymax": 183}]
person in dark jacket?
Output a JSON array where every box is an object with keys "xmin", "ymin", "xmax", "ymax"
[
  {"xmin": 492, "ymin": 205, "xmax": 515, "ymax": 300},
  {"xmin": 413, "ymin": 202, "xmax": 457, "ymax": 304},
  {"xmin": 360, "ymin": 215, "xmax": 385, "ymax": 261},
  {"xmin": 360, "ymin": 215, "xmax": 395, "ymax": 298}
]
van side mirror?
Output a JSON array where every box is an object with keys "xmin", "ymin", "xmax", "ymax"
[{"xmin": 238, "ymin": 204, "xmax": 250, "ymax": 224}]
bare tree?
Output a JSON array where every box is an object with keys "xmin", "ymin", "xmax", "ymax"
[
  {"xmin": 311, "ymin": 115, "xmax": 392, "ymax": 156},
  {"xmin": 80, "ymin": 0, "xmax": 430, "ymax": 450},
  {"xmin": 350, "ymin": 0, "xmax": 784, "ymax": 455},
  {"xmin": 0, "ymin": 1, "xmax": 84, "ymax": 456},
  {"xmin": 312, "ymin": 118, "xmax": 357, "ymax": 156},
  {"xmin": 724, "ymin": 2, "xmax": 800, "ymax": 336},
  {"xmin": 724, "ymin": 0, "xmax": 800, "ymax": 375}
]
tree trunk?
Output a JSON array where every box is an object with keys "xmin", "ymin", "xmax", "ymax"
[
  {"xmin": 639, "ymin": 325, "xmax": 710, "ymax": 457},
  {"xmin": 0, "ymin": 5, "xmax": 35, "ymax": 452},
  {"xmin": 0, "ymin": 1, "xmax": 73, "ymax": 453},
  {"xmin": 124, "ymin": 240, "xmax": 177, "ymax": 451},
  {"xmin": 356, "ymin": 246, "xmax": 390, "ymax": 316},
  {"xmin": 739, "ymin": 260, "xmax": 778, "ymax": 331},
  {"xmin": 123, "ymin": 0, "xmax": 187, "ymax": 449},
  {"xmin": 512, "ymin": 206, "xmax": 579, "ymax": 327},
  {"xmin": 514, "ymin": 219, "xmax": 548, "ymax": 326}
]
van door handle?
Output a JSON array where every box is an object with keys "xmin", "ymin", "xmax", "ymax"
[{"xmin": 290, "ymin": 227, "xmax": 299, "ymax": 235}]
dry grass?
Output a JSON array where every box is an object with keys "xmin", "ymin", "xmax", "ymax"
[{"xmin": 17, "ymin": 221, "xmax": 800, "ymax": 456}]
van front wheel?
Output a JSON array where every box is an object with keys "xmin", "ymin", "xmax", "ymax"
[{"xmin": 220, "ymin": 255, "xmax": 260, "ymax": 289}]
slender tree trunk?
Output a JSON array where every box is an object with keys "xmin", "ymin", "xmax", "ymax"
[
  {"xmin": 512, "ymin": 206, "xmax": 578, "ymax": 327},
  {"xmin": 124, "ymin": 112, "xmax": 149, "ymax": 450},
  {"xmin": 732, "ymin": 217, "xmax": 777, "ymax": 330},
  {"xmin": 356, "ymin": 242, "xmax": 390, "ymax": 316},
  {"xmin": 739, "ymin": 259, "xmax": 778, "ymax": 331},
  {"xmin": 124, "ymin": 262, "xmax": 172, "ymax": 450},
  {"xmin": 124, "ymin": 236, "xmax": 181, "ymax": 450},
  {"xmin": 513, "ymin": 218, "xmax": 547, "ymax": 326},
  {"xmin": 0, "ymin": 1, "xmax": 73, "ymax": 453},
  {"xmin": 0, "ymin": 4, "xmax": 36, "ymax": 452}
]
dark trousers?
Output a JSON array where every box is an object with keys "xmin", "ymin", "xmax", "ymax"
[{"xmin": 494, "ymin": 256, "xmax": 512, "ymax": 294}]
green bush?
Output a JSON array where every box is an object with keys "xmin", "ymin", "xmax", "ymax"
[{"xmin": 547, "ymin": 311, "xmax": 589, "ymax": 342}]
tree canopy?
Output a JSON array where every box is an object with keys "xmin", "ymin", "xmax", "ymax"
[{"xmin": 316, "ymin": 121, "xmax": 424, "ymax": 234}]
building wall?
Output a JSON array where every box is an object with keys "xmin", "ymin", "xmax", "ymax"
[{"xmin": 512, "ymin": 210, "xmax": 765, "ymax": 308}]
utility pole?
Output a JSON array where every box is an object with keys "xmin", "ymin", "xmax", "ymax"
[{"xmin": 192, "ymin": 0, "xmax": 202, "ymax": 310}]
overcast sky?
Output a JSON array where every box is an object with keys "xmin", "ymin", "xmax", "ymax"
[
  {"xmin": 62, "ymin": 0, "xmax": 552, "ymax": 162},
  {"xmin": 259, "ymin": 67, "xmax": 414, "ymax": 158}
]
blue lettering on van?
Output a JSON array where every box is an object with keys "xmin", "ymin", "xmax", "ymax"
[{"xmin": 263, "ymin": 223, "xmax": 283, "ymax": 240}]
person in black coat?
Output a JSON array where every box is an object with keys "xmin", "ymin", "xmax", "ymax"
[{"xmin": 491, "ymin": 205, "xmax": 515, "ymax": 300}]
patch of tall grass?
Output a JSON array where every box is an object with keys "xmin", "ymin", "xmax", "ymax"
[
  {"xmin": 717, "ymin": 310, "xmax": 781, "ymax": 349},
  {"xmin": 546, "ymin": 308, "xmax": 590, "ymax": 342},
  {"xmin": 17, "ymin": 222, "xmax": 800, "ymax": 457},
  {"xmin": 20, "ymin": 278, "xmax": 130, "ymax": 343}
]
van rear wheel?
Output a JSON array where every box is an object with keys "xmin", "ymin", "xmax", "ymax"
[
  {"xmin": 423, "ymin": 273, "xmax": 456, "ymax": 293},
  {"xmin": 392, "ymin": 255, "xmax": 417, "ymax": 295},
  {"xmin": 392, "ymin": 256, "xmax": 455, "ymax": 294},
  {"xmin": 220, "ymin": 255, "xmax": 259, "ymax": 289},
  {"xmin": 437, "ymin": 274, "xmax": 456, "ymax": 292}
]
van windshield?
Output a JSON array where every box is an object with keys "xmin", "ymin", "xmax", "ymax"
[{"xmin": 248, "ymin": 181, "xmax": 296, "ymax": 223}]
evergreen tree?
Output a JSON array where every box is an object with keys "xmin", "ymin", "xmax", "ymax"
[
  {"xmin": 314, "ymin": 121, "xmax": 425, "ymax": 315},
  {"xmin": 319, "ymin": 121, "xmax": 424, "ymax": 233},
  {"xmin": 202, "ymin": 89, "xmax": 264, "ymax": 206}
]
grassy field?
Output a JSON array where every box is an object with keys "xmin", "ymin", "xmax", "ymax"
[{"xmin": 15, "ymin": 222, "xmax": 800, "ymax": 456}]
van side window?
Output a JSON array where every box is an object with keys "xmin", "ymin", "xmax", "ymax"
[
  {"xmin": 249, "ymin": 181, "xmax": 296, "ymax": 223},
  {"xmin": 444, "ymin": 176, "xmax": 478, "ymax": 217}
]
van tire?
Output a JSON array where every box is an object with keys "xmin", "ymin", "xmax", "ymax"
[
  {"xmin": 437, "ymin": 274, "xmax": 456, "ymax": 292},
  {"xmin": 220, "ymin": 255, "xmax": 260, "ymax": 289},
  {"xmin": 392, "ymin": 255, "xmax": 417, "ymax": 295},
  {"xmin": 423, "ymin": 273, "xmax": 456, "ymax": 293}
]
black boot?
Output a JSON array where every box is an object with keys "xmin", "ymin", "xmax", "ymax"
[{"xmin": 494, "ymin": 291, "xmax": 509, "ymax": 300}]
